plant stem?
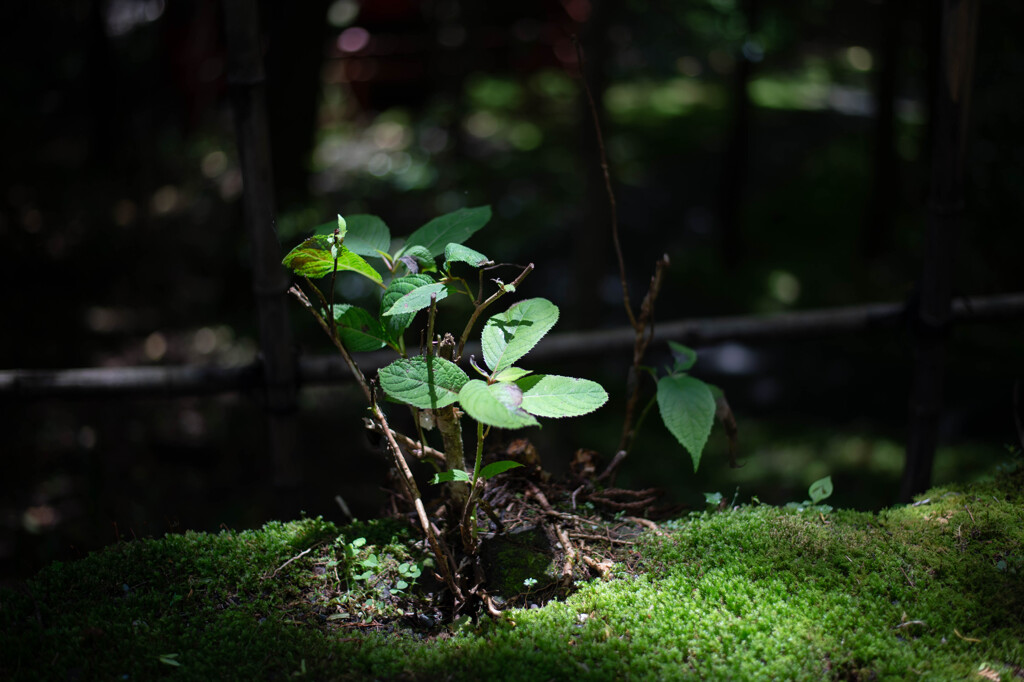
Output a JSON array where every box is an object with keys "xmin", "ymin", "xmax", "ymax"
[
  {"xmin": 371, "ymin": 400, "xmax": 462, "ymax": 601},
  {"xmin": 435, "ymin": 334, "xmax": 468, "ymax": 509},
  {"xmin": 289, "ymin": 285, "xmax": 372, "ymax": 404},
  {"xmin": 456, "ymin": 263, "xmax": 535, "ymax": 360}
]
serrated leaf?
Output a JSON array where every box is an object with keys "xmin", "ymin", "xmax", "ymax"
[
  {"xmin": 333, "ymin": 304, "xmax": 387, "ymax": 352},
  {"xmin": 667, "ymin": 340, "xmax": 698, "ymax": 373},
  {"xmin": 482, "ymin": 298, "xmax": 559, "ymax": 374},
  {"xmin": 479, "ymin": 460, "xmax": 524, "ymax": 480},
  {"xmin": 378, "ymin": 356, "xmax": 469, "ymax": 409},
  {"xmin": 516, "ymin": 374, "xmax": 608, "ymax": 418},
  {"xmin": 281, "ymin": 236, "xmax": 383, "ymax": 284},
  {"xmin": 382, "ymin": 282, "xmax": 448, "ymax": 317},
  {"xmin": 494, "ymin": 367, "xmax": 532, "ymax": 382},
  {"xmin": 399, "ymin": 206, "xmax": 491, "ymax": 258},
  {"xmin": 380, "ymin": 274, "xmax": 434, "ymax": 342},
  {"xmin": 458, "ymin": 379, "xmax": 539, "ymax": 430},
  {"xmin": 657, "ymin": 374, "xmax": 716, "ymax": 472},
  {"xmin": 808, "ymin": 475, "xmax": 833, "ymax": 504},
  {"xmin": 444, "ymin": 243, "xmax": 491, "ymax": 270},
  {"xmin": 431, "ymin": 469, "xmax": 472, "ymax": 484}
]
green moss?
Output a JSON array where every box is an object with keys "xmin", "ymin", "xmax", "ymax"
[{"xmin": 2, "ymin": 469, "xmax": 1023, "ymax": 681}]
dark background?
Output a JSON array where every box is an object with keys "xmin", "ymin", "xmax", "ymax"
[{"xmin": 2, "ymin": 0, "xmax": 1022, "ymax": 583}]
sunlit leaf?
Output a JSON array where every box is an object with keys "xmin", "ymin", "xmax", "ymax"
[
  {"xmin": 378, "ymin": 356, "xmax": 469, "ymax": 410},
  {"xmin": 481, "ymin": 298, "xmax": 559, "ymax": 374},
  {"xmin": 458, "ymin": 379, "xmax": 539, "ymax": 430},
  {"xmin": 493, "ymin": 367, "xmax": 532, "ymax": 382},
  {"xmin": 281, "ymin": 235, "xmax": 382, "ymax": 284},
  {"xmin": 399, "ymin": 205, "xmax": 491, "ymax": 258},
  {"xmin": 516, "ymin": 374, "xmax": 608, "ymax": 418},
  {"xmin": 380, "ymin": 274, "xmax": 434, "ymax": 342},
  {"xmin": 381, "ymin": 282, "xmax": 448, "ymax": 317},
  {"xmin": 444, "ymin": 243, "xmax": 491, "ymax": 270},
  {"xmin": 657, "ymin": 374, "xmax": 716, "ymax": 472},
  {"xmin": 431, "ymin": 469, "xmax": 472, "ymax": 484}
]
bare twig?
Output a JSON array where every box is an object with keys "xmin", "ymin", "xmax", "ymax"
[
  {"xmin": 574, "ymin": 36, "xmax": 635, "ymax": 330},
  {"xmin": 266, "ymin": 546, "xmax": 313, "ymax": 579}
]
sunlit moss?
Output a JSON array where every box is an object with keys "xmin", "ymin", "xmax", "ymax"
[{"xmin": 3, "ymin": 470, "xmax": 1022, "ymax": 680}]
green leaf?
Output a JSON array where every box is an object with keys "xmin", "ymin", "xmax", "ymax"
[
  {"xmin": 667, "ymin": 341, "xmax": 698, "ymax": 373},
  {"xmin": 494, "ymin": 367, "xmax": 532, "ymax": 382},
  {"xmin": 516, "ymin": 374, "xmax": 608, "ymax": 418},
  {"xmin": 657, "ymin": 374, "xmax": 716, "ymax": 472},
  {"xmin": 281, "ymin": 235, "xmax": 383, "ymax": 284},
  {"xmin": 337, "ymin": 214, "xmax": 390, "ymax": 258},
  {"xmin": 431, "ymin": 469, "xmax": 472, "ymax": 484},
  {"xmin": 808, "ymin": 475, "xmax": 834, "ymax": 504},
  {"xmin": 380, "ymin": 274, "xmax": 434, "ymax": 342},
  {"xmin": 481, "ymin": 298, "xmax": 559, "ymax": 374},
  {"xmin": 458, "ymin": 379, "xmax": 539, "ymax": 430},
  {"xmin": 333, "ymin": 304, "xmax": 387, "ymax": 352},
  {"xmin": 399, "ymin": 205, "xmax": 491, "ymax": 258},
  {"xmin": 381, "ymin": 282, "xmax": 448, "ymax": 317},
  {"xmin": 378, "ymin": 356, "xmax": 469, "ymax": 410},
  {"xmin": 444, "ymin": 243, "xmax": 491, "ymax": 270},
  {"xmin": 479, "ymin": 460, "xmax": 524, "ymax": 480}
]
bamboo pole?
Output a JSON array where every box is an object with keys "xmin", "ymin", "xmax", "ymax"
[
  {"xmin": 901, "ymin": 0, "xmax": 979, "ymax": 501},
  {"xmin": 223, "ymin": 0, "xmax": 298, "ymax": 489},
  {"xmin": 4, "ymin": 293, "xmax": 1022, "ymax": 400}
]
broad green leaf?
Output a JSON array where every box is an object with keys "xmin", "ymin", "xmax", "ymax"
[
  {"xmin": 481, "ymin": 298, "xmax": 559, "ymax": 374},
  {"xmin": 333, "ymin": 304, "xmax": 387, "ymax": 352},
  {"xmin": 382, "ymin": 282, "xmax": 448, "ymax": 317},
  {"xmin": 399, "ymin": 205, "xmax": 491, "ymax": 258},
  {"xmin": 444, "ymin": 243, "xmax": 491, "ymax": 270},
  {"xmin": 516, "ymin": 374, "xmax": 608, "ymax": 418},
  {"xmin": 479, "ymin": 460, "xmax": 524, "ymax": 480},
  {"xmin": 657, "ymin": 374, "xmax": 716, "ymax": 472},
  {"xmin": 338, "ymin": 214, "xmax": 390, "ymax": 258},
  {"xmin": 494, "ymin": 367, "xmax": 532, "ymax": 382},
  {"xmin": 667, "ymin": 341, "xmax": 698, "ymax": 373},
  {"xmin": 458, "ymin": 379, "xmax": 539, "ymax": 430},
  {"xmin": 281, "ymin": 235, "xmax": 382, "ymax": 284},
  {"xmin": 808, "ymin": 475, "xmax": 834, "ymax": 504},
  {"xmin": 378, "ymin": 356, "xmax": 469, "ymax": 410},
  {"xmin": 431, "ymin": 469, "xmax": 472, "ymax": 484},
  {"xmin": 380, "ymin": 274, "xmax": 434, "ymax": 342}
]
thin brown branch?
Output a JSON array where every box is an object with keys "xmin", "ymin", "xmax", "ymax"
[{"xmin": 574, "ymin": 36, "xmax": 636, "ymax": 330}]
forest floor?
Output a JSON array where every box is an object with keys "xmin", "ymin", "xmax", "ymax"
[{"xmin": 2, "ymin": 461, "xmax": 1023, "ymax": 681}]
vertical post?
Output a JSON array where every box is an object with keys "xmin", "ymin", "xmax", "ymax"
[
  {"xmin": 901, "ymin": 0, "xmax": 978, "ymax": 501},
  {"xmin": 223, "ymin": 0, "xmax": 299, "ymax": 491},
  {"xmin": 718, "ymin": 0, "xmax": 760, "ymax": 268}
]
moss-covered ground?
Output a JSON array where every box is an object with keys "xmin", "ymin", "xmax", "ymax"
[{"xmin": 2, "ymin": 465, "xmax": 1022, "ymax": 681}]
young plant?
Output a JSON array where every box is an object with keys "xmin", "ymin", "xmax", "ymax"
[
  {"xmin": 647, "ymin": 341, "xmax": 737, "ymax": 472},
  {"xmin": 281, "ymin": 205, "xmax": 608, "ymax": 604}
]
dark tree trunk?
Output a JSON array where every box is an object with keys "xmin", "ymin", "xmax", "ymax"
[
  {"xmin": 224, "ymin": 0, "xmax": 299, "ymax": 499},
  {"xmin": 901, "ymin": 0, "xmax": 979, "ymax": 501},
  {"xmin": 863, "ymin": 0, "xmax": 903, "ymax": 259},
  {"xmin": 718, "ymin": 0, "xmax": 760, "ymax": 269}
]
